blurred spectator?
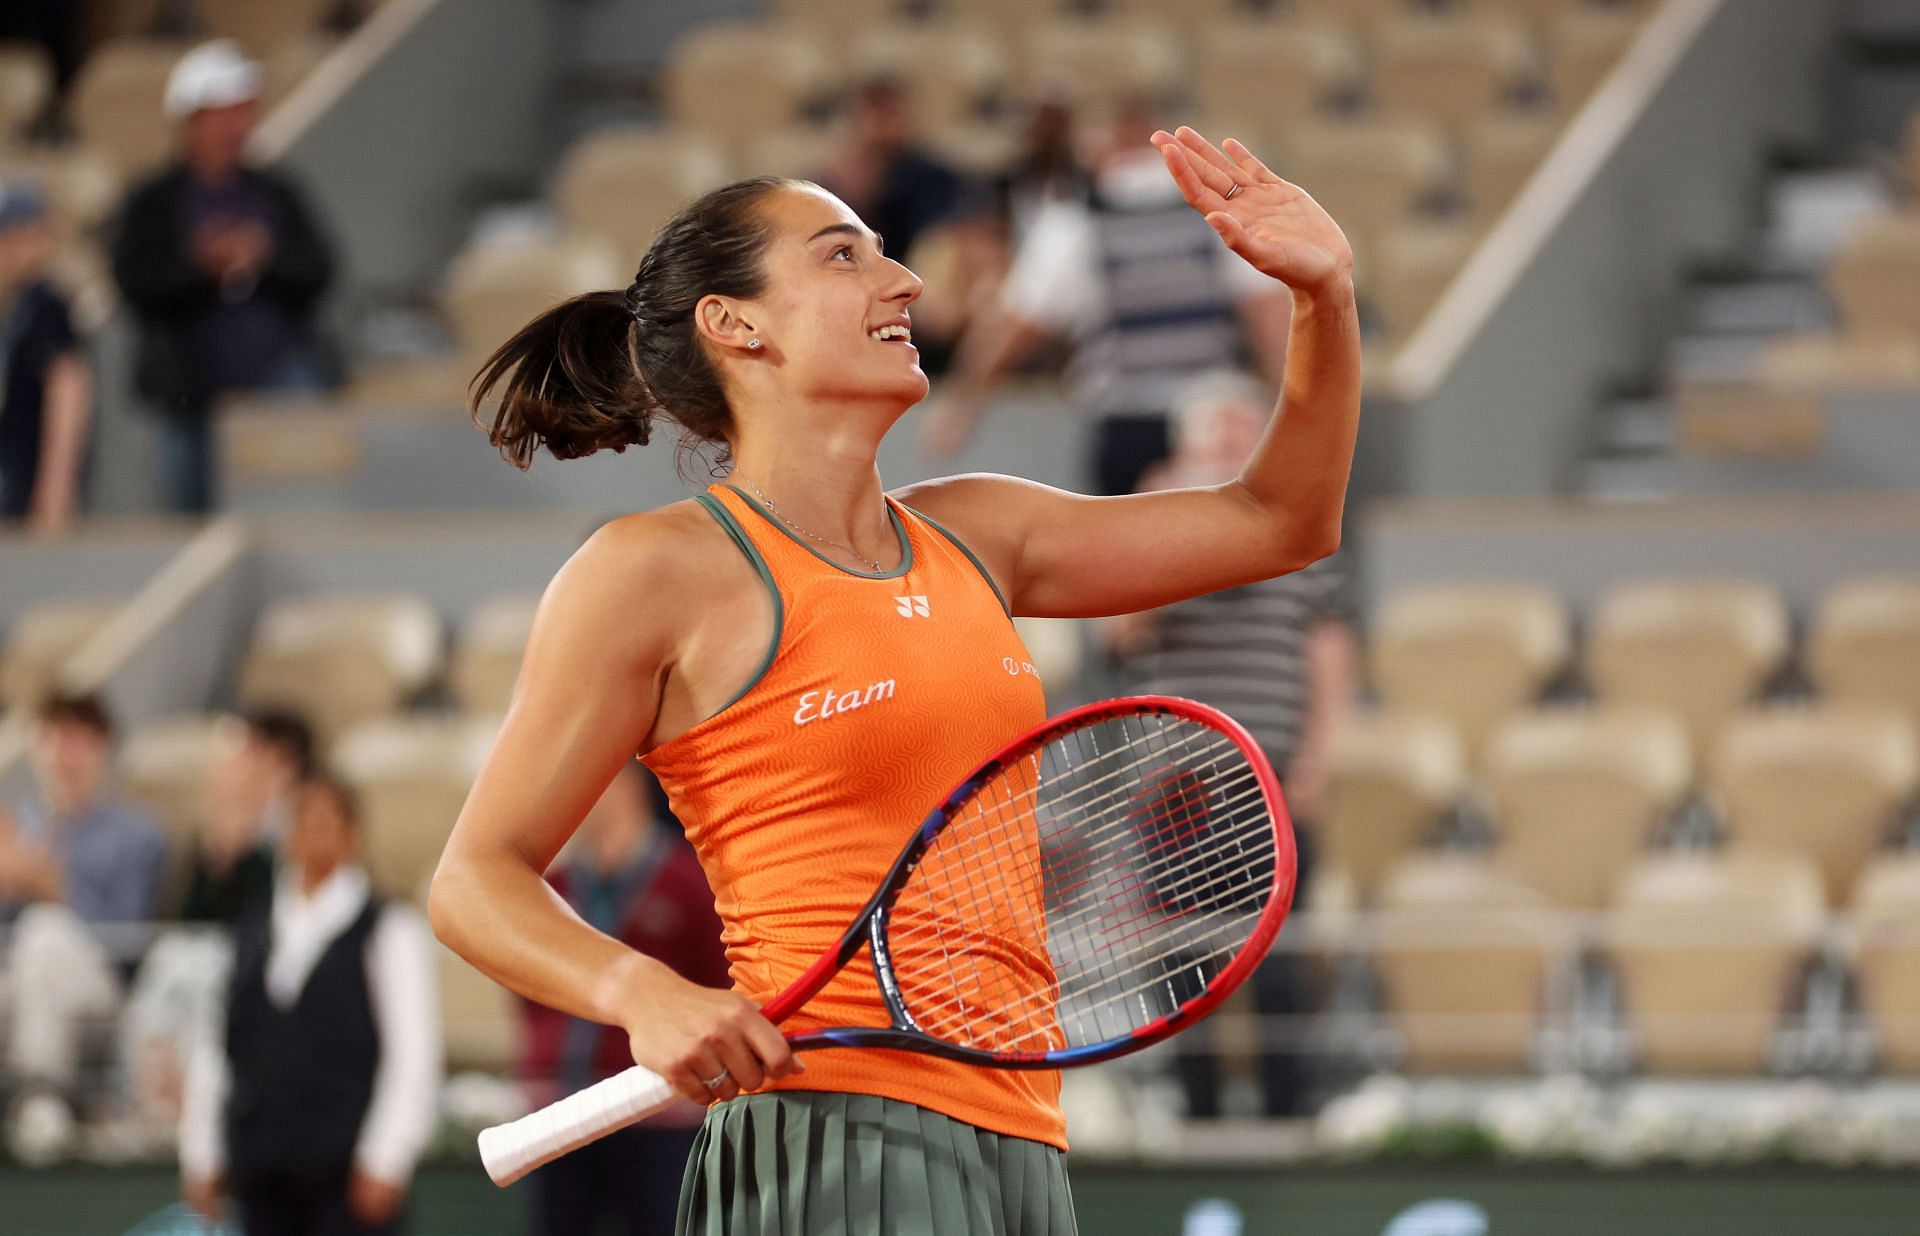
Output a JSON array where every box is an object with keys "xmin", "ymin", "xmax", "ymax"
[
  {"xmin": 181, "ymin": 772, "xmax": 441, "ymax": 1235},
  {"xmin": 179, "ymin": 709, "xmax": 313, "ymax": 922},
  {"xmin": 0, "ymin": 693, "xmax": 167, "ymax": 1116},
  {"xmin": 0, "ymin": 180, "xmax": 91, "ymax": 534},
  {"xmin": 997, "ymin": 95, "xmax": 1092, "ymax": 241},
  {"xmin": 1108, "ymin": 371, "xmax": 1359, "ymax": 1119},
  {"xmin": 814, "ymin": 74, "xmax": 967, "ymax": 267},
  {"xmin": 521, "ymin": 765, "xmax": 729, "ymax": 1236},
  {"xmin": 111, "ymin": 39, "xmax": 336, "ymax": 515},
  {"xmin": 926, "ymin": 98, "xmax": 1293, "ymax": 495},
  {"xmin": 0, "ymin": 1, "xmax": 80, "ymax": 136}
]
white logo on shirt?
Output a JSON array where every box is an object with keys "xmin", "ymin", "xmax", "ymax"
[
  {"xmin": 793, "ymin": 678, "xmax": 898, "ymax": 726},
  {"xmin": 894, "ymin": 595, "xmax": 930, "ymax": 617}
]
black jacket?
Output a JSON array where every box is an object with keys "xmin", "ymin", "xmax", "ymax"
[{"xmin": 110, "ymin": 164, "xmax": 334, "ymax": 416}]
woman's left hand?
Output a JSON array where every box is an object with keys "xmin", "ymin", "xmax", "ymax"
[{"xmin": 1151, "ymin": 126, "xmax": 1354, "ymax": 299}]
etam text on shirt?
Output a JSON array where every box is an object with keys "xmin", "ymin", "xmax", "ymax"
[{"xmin": 792, "ymin": 678, "xmax": 896, "ymax": 726}]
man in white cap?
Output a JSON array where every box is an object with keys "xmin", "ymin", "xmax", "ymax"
[{"xmin": 110, "ymin": 39, "xmax": 334, "ymax": 514}]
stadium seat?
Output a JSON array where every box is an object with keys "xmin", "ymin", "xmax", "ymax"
[
  {"xmin": 4, "ymin": 148, "xmax": 120, "ymax": 251},
  {"xmin": 1, "ymin": 597, "xmax": 122, "ymax": 708},
  {"xmin": 437, "ymin": 940, "xmax": 518, "ymax": 1072},
  {"xmin": 923, "ymin": 120, "xmax": 1025, "ymax": 181},
  {"xmin": 1673, "ymin": 380, "xmax": 1824, "ymax": 459},
  {"xmin": 1018, "ymin": 19, "xmax": 1186, "ymax": 111},
  {"xmin": 69, "ymin": 40, "xmax": 192, "ymax": 176},
  {"xmin": 1850, "ymin": 853, "xmax": 1920, "ymax": 1072},
  {"xmin": 1462, "ymin": 111, "xmax": 1562, "ymax": 225},
  {"xmin": 1373, "ymin": 219, "xmax": 1484, "ymax": 344},
  {"xmin": 1810, "ymin": 578, "xmax": 1920, "ymax": 732},
  {"xmin": 1825, "ymin": 212, "xmax": 1920, "ymax": 341},
  {"xmin": 0, "ymin": 42, "xmax": 53, "ymax": 147},
  {"xmin": 736, "ymin": 124, "xmax": 838, "ymax": 181},
  {"xmin": 1369, "ymin": 582, "xmax": 1570, "ymax": 769},
  {"xmin": 1277, "ymin": 120, "xmax": 1453, "ymax": 283},
  {"xmin": 1757, "ymin": 332, "xmax": 1920, "ymax": 392},
  {"xmin": 1369, "ymin": 15, "xmax": 1540, "ymax": 134},
  {"xmin": 1604, "ymin": 850, "xmax": 1823, "ymax": 1074},
  {"xmin": 1371, "ymin": 853, "xmax": 1569, "ymax": 1073},
  {"xmin": 1585, "ymin": 578, "xmax": 1791, "ymax": 753},
  {"xmin": 1485, "ymin": 706, "xmax": 1691, "ymax": 909},
  {"xmin": 261, "ymin": 33, "xmax": 340, "ymax": 110},
  {"xmin": 1192, "ymin": 20, "xmax": 1362, "ymax": 136},
  {"xmin": 1320, "ymin": 709, "xmax": 1467, "ymax": 903},
  {"xmin": 851, "ymin": 23, "xmax": 1011, "ymax": 132},
  {"xmin": 449, "ymin": 593, "xmax": 539, "ymax": 717},
  {"xmin": 334, "ymin": 715, "xmax": 495, "ymax": 899},
  {"xmin": 550, "ymin": 126, "xmax": 731, "ymax": 262},
  {"xmin": 86, "ymin": 0, "xmax": 167, "ymax": 43},
  {"xmin": 1289, "ymin": 0, "xmax": 1424, "ymax": 36},
  {"xmin": 120, "ymin": 713, "xmax": 228, "ymax": 841},
  {"xmin": 1542, "ymin": 7, "xmax": 1645, "ymax": 109},
  {"xmin": 441, "ymin": 232, "xmax": 626, "ymax": 366},
  {"xmin": 1458, "ymin": 0, "xmax": 1649, "ymax": 29},
  {"xmin": 196, "ymin": 0, "xmax": 337, "ymax": 56},
  {"xmin": 1711, "ymin": 705, "xmax": 1919, "ymax": 908},
  {"xmin": 940, "ymin": 0, "xmax": 1080, "ymax": 34},
  {"xmin": 661, "ymin": 22, "xmax": 834, "ymax": 151},
  {"xmin": 238, "ymin": 593, "xmax": 445, "ymax": 747}
]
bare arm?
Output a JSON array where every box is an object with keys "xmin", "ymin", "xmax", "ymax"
[
  {"xmin": 30, "ymin": 353, "xmax": 91, "ymax": 535},
  {"xmin": 429, "ymin": 517, "xmax": 793, "ymax": 1105},
  {"xmin": 902, "ymin": 127, "xmax": 1361, "ymax": 619}
]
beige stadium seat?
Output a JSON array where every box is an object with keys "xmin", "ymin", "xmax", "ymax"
[
  {"xmin": 1485, "ymin": 706, "xmax": 1690, "ymax": 909},
  {"xmin": 1585, "ymin": 578, "xmax": 1791, "ymax": 753},
  {"xmin": 1018, "ymin": 19, "xmax": 1185, "ymax": 111},
  {"xmin": 0, "ymin": 42, "xmax": 53, "ymax": 147},
  {"xmin": 1811, "ymin": 578, "xmax": 1920, "ymax": 732},
  {"xmin": 736, "ymin": 124, "xmax": 837, "ymax": 181},
  {"xmin": 1757, "ymin": 332, "xmax": 1920, "ymax": 393},
  {"xmin": 940, "ymin": 0, "xmax": 1079, "ymax": 34},
  {"xmin": 442, "ymin": 232, "xmax": 625, "ymax": 366},
  {"xmin": 335, "ymin": 715, "xmax": 494, "ymax": 899},
  {"xmin": 449, "ymin": 593, "xmax": 539, "ymax": 716},
  {"xmin": 551, "ymin": 126, "xmax": 731, "ymax": 262},
  {"xmin": 1673, "ymin": 380, "xmax": 1824, "ymax": 460},
  {"xmin": 923, "ymin": 121, "xmax": 1024, "ymax": 181},
  {"xmin": 1462, "ymin": 111, "xmax": 1561, "ymax": 226},
  {"xmin": 261, "ymin": 34, "xmax": 340, "ymax": 110},
  {"xmin": 198, "ymin": 0, "xmax": 337, "ymax": 55},
  {"xmin": 238, "ymin": 593, "xmax": 445, "ymax": 747},
  {"xmin": 1605, "ymin": 851, "xmax": 1823, "ymax": 1074},
  {"xmin": 662, "ymin": 22, "xmax": 833, "ymax": 150},
  {"xmin": 120, "ymin": 714, "xmax": 230, "ymax": 841},
  {"xmin": 1321, "ymin": 710, "xmax": 1467, "ymax": 903},
  {"xmin": 438, "ymin": 940, "xmax": 518, "ymax": 1072},
  {"xmin": 1290, "ymin": 0, "xmax": 1424, "ymax": 35},
  {"xmin": 1826, "ymin": 212, "xmax": 1920, "ymax": 341},
  {"xmin": 1370, "ymin": 15, "xmax": 1539, "ymax": 133},
  {"xmin": 1278, "ymin": 120, "xmax": 1452, "ymax": 281},
  {"xmin": 1371, "ymin": 853, "xmax": 1570, "ymax": 1072},
  {"xmin": 1545, "ymin": 7, "xmax": 1644, "ymax": 109},
  {"xmin": 8, "ymin": 149, "xmax": 122, "ymax": 251},
  {"xmin": 850, "ymin": 24, "xmax": 1010, "ymax": 132},
  {"xmin": 1370, "ymin": 582, "xmax": 1570, "ymax": 769},
  {"xmin": 70, "ymin": 40, "xmax": 191, "ymax": 176},
  {"xmin": 1373, "ymin": 219, "xmax": 1483, "ymax": 344},
  {"xmin": 86, "ymin": 0, "xmax": 166, "ymax": 43},
  {"xmin": 1712, "ymin": 705, "xmax": 1919, "ymax": 908},
  {"xmin": 1, "ymin": 598, "xmax": 122, "ymax": 708},
  {"xmin": 1192, "ymin": 21, "xmax": 1361, "ymax": 135},
  {"xmin": 1851, "ymin": 854, "xmax": 1920, "ymax": 1072}
]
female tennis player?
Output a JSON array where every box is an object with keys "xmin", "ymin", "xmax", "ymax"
[{"xmin": 430, "ymin": 125, "xmax": 1358, "ymax": 1234}]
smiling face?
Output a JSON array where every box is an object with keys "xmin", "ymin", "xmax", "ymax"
[{"xmin": 707, "ymin": 184, "xmax": 928, "ymax": 422}]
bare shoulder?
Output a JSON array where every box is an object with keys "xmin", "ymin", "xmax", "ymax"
[
  {"xmin": 539, "ymin": 499, "xmax": 744, "ymax": 659},
  {"xmin": 890, "ymin": 472, "xmax": 1058, "ymax": 539}
]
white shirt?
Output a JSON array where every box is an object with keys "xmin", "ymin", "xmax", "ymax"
[
  {"xmin": 179, "ymin": 866, "xmax": 443, "ymax": 1186},
  {"xmin": 999, "ymin": 151, "xmax": 1278, "ymax": 340}
]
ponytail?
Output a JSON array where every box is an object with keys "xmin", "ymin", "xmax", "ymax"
[{"xmin": 471, "ymin": 290, "xmax": 650, "ymax": 469}]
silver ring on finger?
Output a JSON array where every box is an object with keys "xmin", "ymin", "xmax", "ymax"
[
  {"xmin": 1223, "ymin": 182, "xmax": 1242, "ymax": 201},
  {"xmin": 702, "ymin": 1069, "xmax": 730, "ymax": 1090}
]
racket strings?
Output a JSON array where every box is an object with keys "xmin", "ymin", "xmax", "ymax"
[{"xmin": 886, "ymin": 711, "xmax": 1278, "ymax": 1057}]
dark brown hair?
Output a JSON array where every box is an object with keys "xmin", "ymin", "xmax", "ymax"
[
  {"xmin": 38, "ymin": 691, "xmax": 114, "ymax": 740},
  {"xmin": 471, "ymin": 176, "xmax": 803, "ymax": 471}
]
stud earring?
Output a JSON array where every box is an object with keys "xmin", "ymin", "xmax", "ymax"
[{"xmin": 747, "ymin": 338, "xmax": 762, "ymax": 350}]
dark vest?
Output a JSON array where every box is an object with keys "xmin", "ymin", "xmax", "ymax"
[
  {"xmin": 1077, "ymin": 185, "xmax": 1248, "ymax": 420},
  {"xmin": 224, "ymin": 888, "xmax": 383, "ymax": 1182}
]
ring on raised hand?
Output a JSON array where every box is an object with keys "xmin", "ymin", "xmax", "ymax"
[
  {"xmin": 1223, "ymin": 182, "xmax": 1243, "ymax": 201},
  {"xmin": 702, "ymin": 1070, "xmax": 730, "ymax": 1090}
]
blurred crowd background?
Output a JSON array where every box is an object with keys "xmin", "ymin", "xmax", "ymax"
[{"xmin": 4, "ymin": 0, "xmax": 1920, "ymax": 1233}]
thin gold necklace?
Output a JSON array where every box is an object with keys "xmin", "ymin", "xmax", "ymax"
[{"xmin": 737, "ymin": 478, "xmax": 886, "ymax": 573}]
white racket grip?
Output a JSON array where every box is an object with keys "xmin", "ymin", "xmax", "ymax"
[{"xmin": 478, "ymin": 1064, "xmax": 680, "ymax": 1187}]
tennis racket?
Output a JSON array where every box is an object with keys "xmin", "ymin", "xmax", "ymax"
[{"xmin": 479, "ymin": 695, "xmax": 1293, "ymax": 1186}]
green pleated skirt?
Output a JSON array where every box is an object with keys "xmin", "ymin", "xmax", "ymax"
[{"xmin": 674, "ymin": 1091, "xmax": 1078, "ymax": 1236}]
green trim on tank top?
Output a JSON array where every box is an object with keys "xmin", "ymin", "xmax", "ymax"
[
  {"xmin": 720, "ymin": 483, "xmax": 915, "ymax": 580},
  {"xmin": 908, "ymin": 509, "xmax": 1012, "ymax": 617},
  {"xmin": 693, "ymin": 492, "xmax": 785, "ymax": 716}
]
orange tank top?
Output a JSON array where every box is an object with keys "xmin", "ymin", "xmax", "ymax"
[{"xmin": 641, "ymin": 483, "xmax": 1064, "ymax": 1148}]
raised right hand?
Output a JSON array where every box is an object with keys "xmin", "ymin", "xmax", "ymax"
[{"xmin": 610, "ymin": 956, "xmax": 800, "ymax": 1106}]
